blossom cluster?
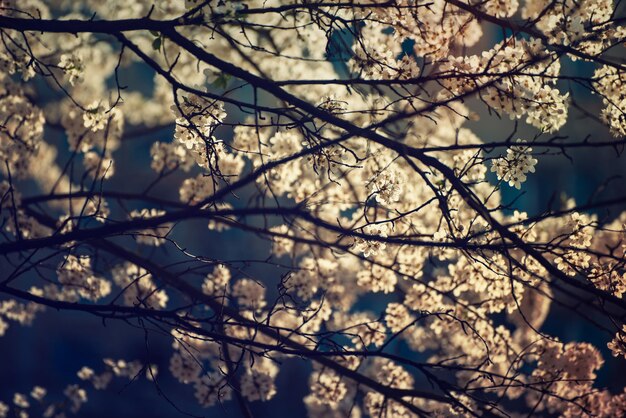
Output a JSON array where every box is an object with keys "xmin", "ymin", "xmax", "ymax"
[{"xmin": 490, "ymin": 140, "xmax": 538, "ymax": 189}]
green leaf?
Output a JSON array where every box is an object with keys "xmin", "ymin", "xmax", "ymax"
[
  {"xmin": 152, "ymin": 37, "xmax": 162, "ymax": 51},
  {"xmin": 213, "ymin": 73, "xmax": 231, "ymax": 89},
  {"xmin": 149, "ymin": 30, "xmax": 160, "ymax": 37}
]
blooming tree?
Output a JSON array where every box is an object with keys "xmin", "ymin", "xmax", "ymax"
[{"xmin": 1, "ymin": 0, "xmax": 626, "ymax": 416}]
